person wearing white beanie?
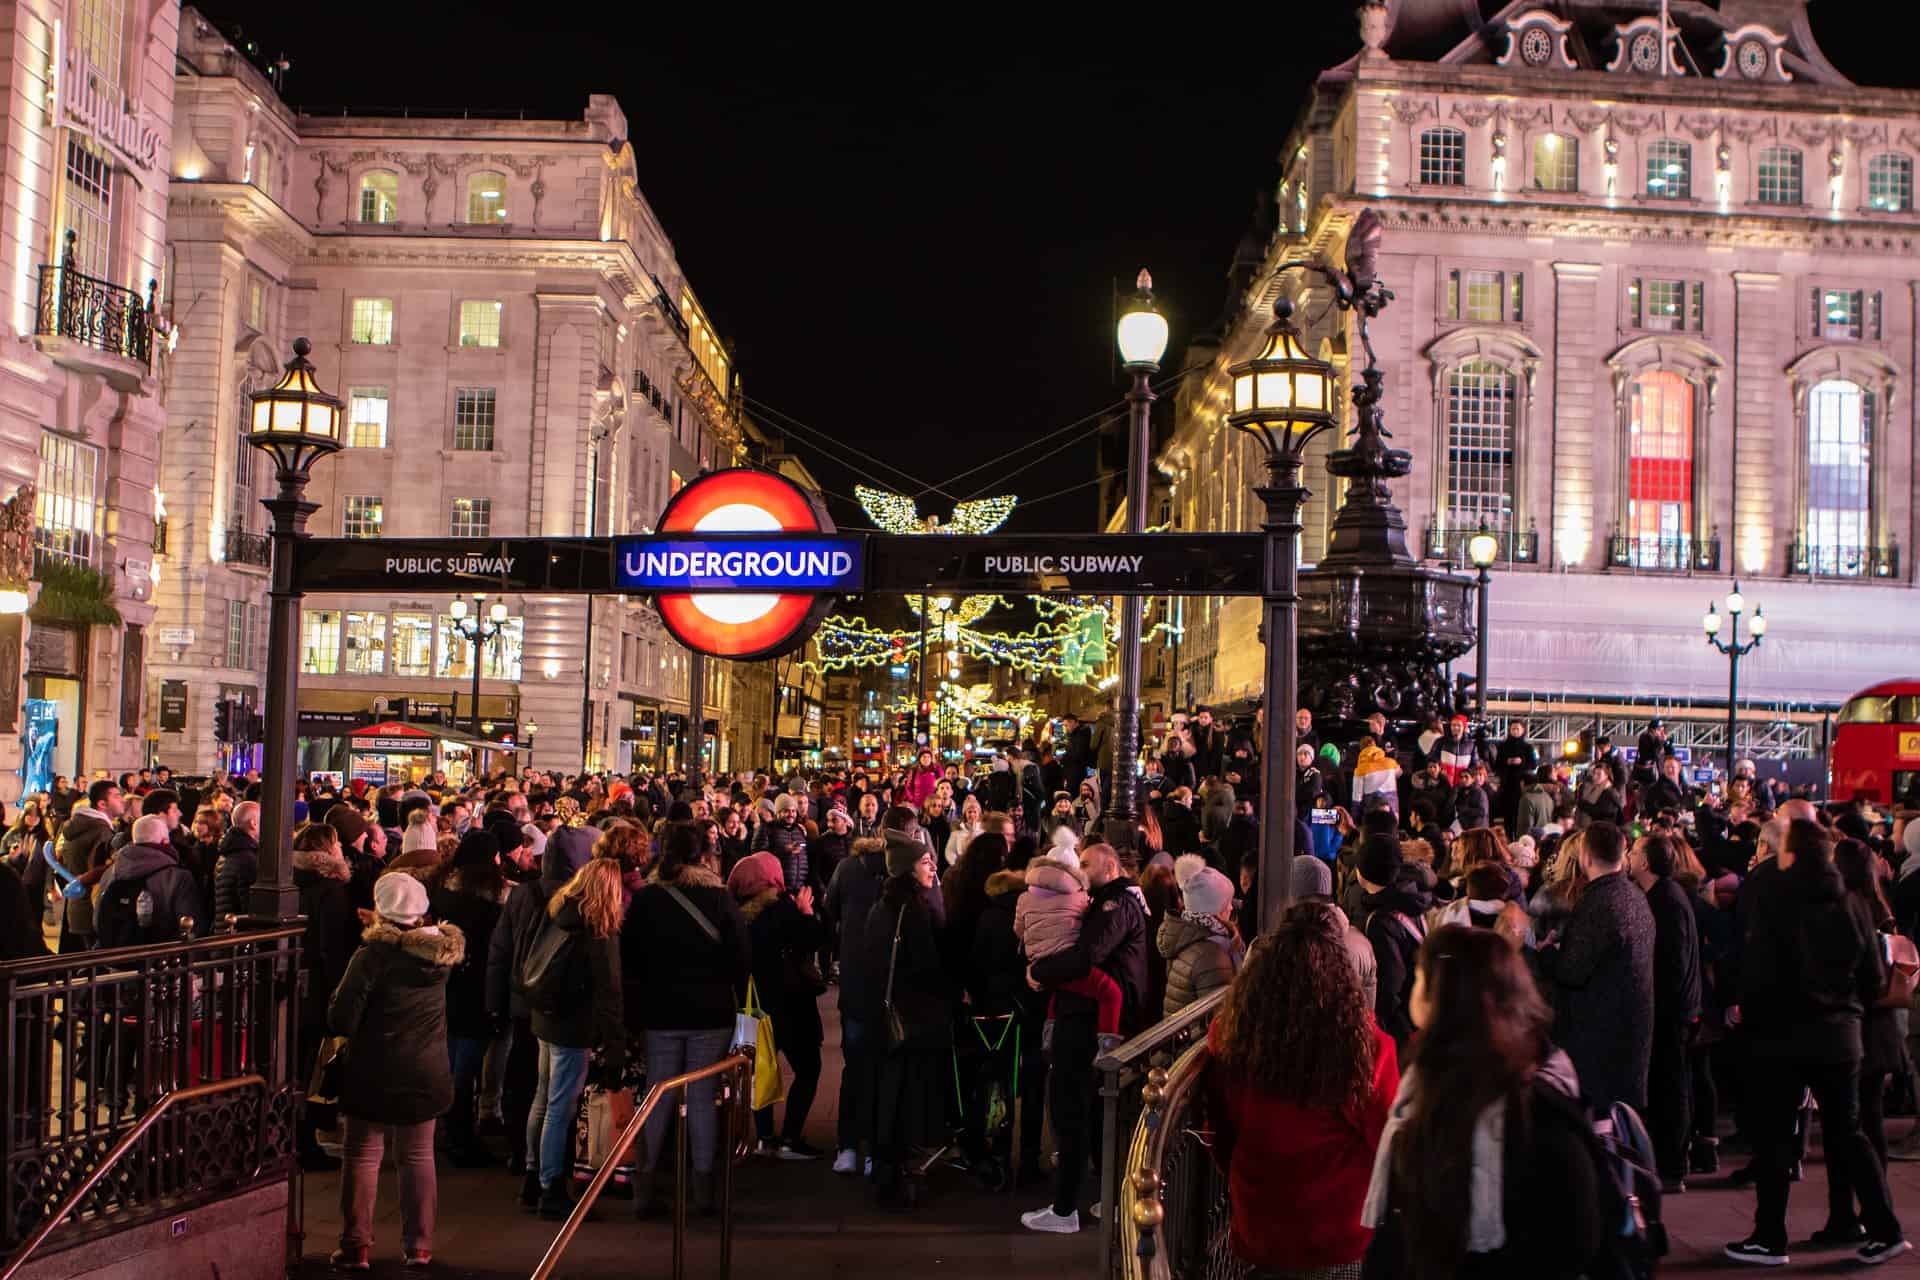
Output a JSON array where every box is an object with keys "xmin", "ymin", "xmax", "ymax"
[{"xmin": 1159, "ymin": 855, "xmax": 1243, "ymax": 1018}]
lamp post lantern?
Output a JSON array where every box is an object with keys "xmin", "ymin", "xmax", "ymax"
[
  {"xmin": 449, "ymin": 592, "xmax": 510, "ymax": 749},
  {"xmin": 1704, "ymin": 582, "xmax": 1765, "ymax": 779},
  {"xmin": 1105, "ymin": 269, "xmax": 1169, "ymax": 854},
  {"xmin": 1467, "ymin": 524, "xmax": 1500, "ymax": 724},
  {"xmin": 1227, "ymin": 292, "xmax": 1337, "ymax": 930},
  {"xmin": 245, "ymin": 337, "xmax": 343, "ymax": 923}
]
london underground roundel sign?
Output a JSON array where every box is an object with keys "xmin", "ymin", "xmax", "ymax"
[{"xmin": 649, "ymin": 468, "xmax": 843, "ymax": 661}]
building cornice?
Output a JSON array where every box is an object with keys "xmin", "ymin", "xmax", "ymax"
[
  {"xmin": 1348, "ymin": 59, "xmax": 1920, "ymax": 117},
  {"xmin": 1356, "ymin": 197, "xmax": 1918, "ymax": 254}
]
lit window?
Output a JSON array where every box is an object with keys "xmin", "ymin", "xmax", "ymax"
[
  {"xmin": 450, "ymin": 497, "xmax": 491, "ymax": 538},
  {"xmin": 453, "ymin": 388, "xmax": 496, "ymax": 451},
  {"xmin": 484, "ymin": 618, "xmax": 524, "ymax": 680},
  {"xmin": 358, "ymin": 171, "xmax": 398, "ymax": 223},
  {"xmin": 343, "ymin": 611, "xmax": 387, "ymax": 675},
  {"xmin": 225, "ymin": 599, "xmax": 253, "ymax": 669},
  {"xmin": 300, "ymin": 609, "xmax": 341, "ymax": 675},
  {"xmin": 59, "ymin": 138, "xmax": 113, "ymax": 279},
  {"xmin": 246, "ymin": 277, "xmax": 266, "ymax": 330},
  {"xmin": 251, "ymin": 138, "xmax": 274, "ymax": 196},
  {"xmin": 1868, "ymin": 154, "xmax": 1913, "ymax": 212},
  {"xmin": 437, "ymin": 616, "xmax": 474, "ymax": 678},
  {"xmin": 1756, "ymin": 146, "xmax": 1803, "ymax": 205},
  {"xmin": 232, "ymin": 397, "xmax": 256, "ymax": 533},
  {"xmin": 1419, "ymin": 127, "xmax": 1466, "ymax": 186},
  {"xmin": 1625, "ymin": 371, "xmax": 1694, "ymax": 569},
  {"xmin": 1442, "ymin": 360, "xmax": 1515, "ymax": 533},
  {"xmin": 467, "ymin": 171, "xmax": 508, "ymax": 223},
  {"xmin": 1813, "ymin": 288, "xmax": 1880, "ymax": 342},
  {"xmin": 34, "ymin": 431, "xmax": 100, "ymax": 568},
  {"xmin": 1645, "ymin": 139, "xmax": 1691, "ymax": 199},
  {"xmin": 70, "ymin": 0, "xmax": 125, "ymax": 85},
  {"xmin": 392, "ymin": 612, "xmax": 433, "ymax": 677},
  {"xmin": 350, "ymin": 297, "xmax": 393, "ymax": 344},
  {"xmin": 1805, "ymin": 379, "xmax": 1874, "ymax": 575},
  {"xmin": 1532, "ymin": 133, "xmax": 1578, "ymax": 191},
  {"xmin": 1645, "ymin": 280, "xmax": 1683, "ymax": 330},
  {"xmin": 347, "ymin": 387, "xmax": 388, "ymax": 448},
  {"xmin": 458, "ymin": 300, "xmax": 502, "ymax": 348},
  {"xmin": 341, "ymin": 495, "xmax": 383, "ymax": 539},
  {"xmin": 1444, "ymin": 269, "xmax": 1520, "ymax": 323}
]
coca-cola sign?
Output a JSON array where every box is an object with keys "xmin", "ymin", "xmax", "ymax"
[{"xmin": 58, "ymin": 38, "xmax": 163, "ymax": 174}]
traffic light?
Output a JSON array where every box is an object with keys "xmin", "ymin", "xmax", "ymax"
[
  {"xmin": 246, "ymin": 709, "xmax": 265, "ymax": 745},
  {"xmin": 213, "ymin": 700, "xmax": 234, "ymax": 743}
]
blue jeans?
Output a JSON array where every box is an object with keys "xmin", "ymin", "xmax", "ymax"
[
  {"xmin": 641, "ymin": 1029, "xmax": 732, "ymax": 1174},
  {"xmin": 526, "ymin": 1040, "xmax": 590, "ymax": 1189}
]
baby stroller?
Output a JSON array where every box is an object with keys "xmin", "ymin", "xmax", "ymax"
[{"xmin": 942, "ymin": 1012, "xmax": 1023, "ymax": 1192}]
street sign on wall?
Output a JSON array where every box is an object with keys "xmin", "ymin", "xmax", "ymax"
[{"xmin": 158, "ymin": 679, "xmax": 188, "ymax": 733}]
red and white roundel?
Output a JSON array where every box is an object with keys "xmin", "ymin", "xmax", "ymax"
[{"xmin": 652, "ymin": 468, "xmax": 837, "ymax": 660}]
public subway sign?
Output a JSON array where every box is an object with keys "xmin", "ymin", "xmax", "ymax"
[{"xmin": 614, "ymin": 538, "xmax": 864, "ymax": 592}]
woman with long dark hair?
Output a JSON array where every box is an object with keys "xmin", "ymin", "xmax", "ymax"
[
  {"xmin": 1362, "ymin": 925, "xmax": 1604, "ymax": 1279},
  {"xmin": 1205, "ymin": 902, "xmax": 1397, "ymax": 1275},
  {"xmin": 1726, "ymin": 819, "xmax": 1908, "ymax": 1265},
  {"xmin": 428, "ymin": 830, "xmax": 508, "ymax": 1167}
]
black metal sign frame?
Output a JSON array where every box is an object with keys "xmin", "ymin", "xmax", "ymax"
[{"xmin": 292, "ymin": 532, "xmax": 1268, "ymax": 597}]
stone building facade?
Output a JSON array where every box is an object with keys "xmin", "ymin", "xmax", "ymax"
[
  {"xmin": 0, "ymin": 0, "xmax": 176, "ymax": 800},
  {"xmin": 157, "ymin": 9, "xmax": 785, "ymax": 779},
  {"xmin": 1161, "ymin": 0, "xmax": 1920, "ymax": 747}
]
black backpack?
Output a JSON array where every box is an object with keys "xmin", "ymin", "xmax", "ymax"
[
  {"xmin": 96, "ymin": 870, "xmax": 168, "ymax": 949},
  {"xmin": 512, "ymin": 887, "xmax": 584, "ymax": 1015}
]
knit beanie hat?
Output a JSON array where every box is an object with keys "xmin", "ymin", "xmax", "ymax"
[
  {"xmin": 400, "ymin": 817, "xmax": 438, "ymax": 856},
  {"xmin": 774, "ymin": 793, "xmax": 798, "ymax": 817},
  {"xmin": 452, "ymin": 829, "xmax": 500, "ymax": 869},
  {"xmin": 883, "ymin": 829, "xmax": 925, "ymax": 878},
  {"xmin": 1508, "ymin": 834, "xmax": 1539, "ymax": 869},
  {"xmin": 325, "ymin": 804, "xmax": 369, "ymax": 850},
  {"xmin": 1176, "ymin": 854, "xmax": 1234, "ymax": 917},
  {"xmin": 1356, "ymin": 833, "xmax": 1403, "ymax": 887},
  {"xmin": 1048, "ymin": 825, "xmax": 1080, "ymax": 859},
  {"xmin": 727, "ymin": 851, "xmax": 785, "ymax": 902},
  {"xmin": 1289, "ymin": 853, "xmax": 1333, "ymax": 900},
  {"xmin": 374, "ymin": 872, "xmax": 428, "ymax": 927}
]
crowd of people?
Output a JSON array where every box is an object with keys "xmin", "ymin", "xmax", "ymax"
[{"xmin": 3, "ymin": 704, "xmax": 1918, "ymax": 1273}]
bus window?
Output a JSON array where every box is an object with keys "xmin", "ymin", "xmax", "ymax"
[
  {"xmin": 1898, "ymin": 696, "xmax": 1920, "ymax": 724},
  {"xmin": 1840, "ymin": 696, "xmax": 1895, "ymax": 725}
]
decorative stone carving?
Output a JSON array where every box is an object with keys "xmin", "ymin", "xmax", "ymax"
[
  {"xmin": 1722, "ymin": 114, "xmax": 1778, "ymax": 143},
  {"xmin": 1716, "ymin": 24, "xmax": 1791, "ymax": 83},
  {"xmin": 1498, "ymin": 10, "xmax": 1576, "ymax": 71},
  {"xmin": 1607, "ymin": 17, "xmax": 1685, "ymax": 77},
  {"xmin": 1451, "ymin": 102, "xmax": 1496, "ymax": 129},
  {"xmin": 1357, "ymin": 2, "xmax": 1389, "ymax": 58},
  {"xmin": 0, "ymin": 484, "xmax": 35, "ymax": 593},
  {"xmin": 313, "ymin": 151, "xmax": 347, "ymax": 223},
  {"xmin": 1388, "ymin": 98, "xmax": 1436, "ymax": 126}
]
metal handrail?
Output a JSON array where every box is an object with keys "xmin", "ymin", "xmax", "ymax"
[
  {"xmin": 0, "ymin": 1074, "xmax": 268, "ymax": 1280},
  {"xmin": 1119, "ymin": 1041, "xmax": 1212, "ymax": 1280},
  {"xmin": 529, "ymin": 1054, "xmax": 750, "ymax": 1280}
]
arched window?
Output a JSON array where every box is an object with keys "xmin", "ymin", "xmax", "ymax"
[
  {"xmin": 1533, "ymin": 133, "xmax": 1578, "ymax": 191},
  {"xmin": 1625, "ymin": 371, "xmax": 1694, "ymax": 569},
  {"xmin": 1645, "ymin": 139, "xmax": 1690, "ymax": 199},
  {"xmin": 467, "ymin": 171, "xmax": 508, "ymax": 223},
  {"xmin": 1805, "ymin": 378, "xmax": 1874, "ymax": 574},
  {"xmin": 1756, "ymin": 146, "xmax": 1803, "ymax": 205},
  {"xmin": 1868, "ymin": 153, "xmax": 1913, "ymax": 212},
  {"xmin": 1443, "ymin": 359, "xmax": 1515, "ymax": 532},
  {"xmin": 359, "ymin": 171, "xmax": 398, "ymax": 223},
  {"xmin": 1418, "ymin": 128, "xmax": 1466, "ymax": 186}
]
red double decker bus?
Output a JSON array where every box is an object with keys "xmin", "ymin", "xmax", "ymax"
[{"xmin": 1831, "ymin": 678, "xmax": 1920, "ymax": 805}]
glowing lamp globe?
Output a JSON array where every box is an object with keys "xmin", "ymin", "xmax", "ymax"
[
  {"xmin": 1116, "ymin": 269, "xmax": 1169, "ymax": 370},
  {"xmin": 1702, "ymin": 605, "xmax": 1721, "ymax": 636},
  {"xmin": 1466, "ymin": 526, "xmax": 1501, "ymax": 570},
  {"xmin": 1226, "ymin": 298, "xmax": 1335, "ymax": 456},
  {"xmin": 247, "ymin": 338, "xmax": 343, "ymax": 476},
  {"xmin": 1749, "ymin": 609, "xmax": 1767, "ymax": 638}
]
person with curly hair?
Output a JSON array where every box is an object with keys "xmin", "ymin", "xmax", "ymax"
[{"xmin": 1203, "ymin": 901, "xmax": 1397, "ymax": 1276}]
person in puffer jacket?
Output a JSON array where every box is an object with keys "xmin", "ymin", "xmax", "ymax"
[
  {"xmin": 1350, "ymin": 739, "xmax": 1402, "ymax": 818},
  {"xmin": 752, "ymin": 793, "xmax": 811, "ymax": 891},
  {"xmin": 1013, "ymin": 844, "xmax": 1122, "ymax": 1044},
  {"xmin": 1158, "ymin": 855, "xmax": 1243, "ymax": 1017}
]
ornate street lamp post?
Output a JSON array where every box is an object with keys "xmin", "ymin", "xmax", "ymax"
[
  {"xmin": 1106, "ymin": 271, "xmax": 1169, "ymax": 854},
  {"xmin": 1227, "ymin": 294, "xmax": 1336, "ymax": 929},
  {"xmin": 449, "ymin": 592, "xmax": 509, "ymax": 735},
  {"xmin": 1467, "ymin": 524, "xmax": 1500, "ymax": 725},
  {"xmin": 245, "ymin": 338, "xmax": 342, "ymax": 922},
  {"xmin": 1703, "ymin": 582, "xmax": 1766, "ymax": 779}
]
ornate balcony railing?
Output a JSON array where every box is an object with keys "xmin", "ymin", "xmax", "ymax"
[
  {"xmin": 1607, "ymin": 532, "xmax": 1721, "ymax": 573},
  {"xmin": 1788, "ymin": 539, "xmax": 1901, "ymax": 580},
  {"xmin": 224, "ymin": 527, "xmax": 272, "ymax": 568},
  {"xmin": 1422, "ymin": 520, "xmax": 1539, "ymax": 565},
  {"xmin": 34, "ymin": 233, "xmax": 154, "ymax": 369}
]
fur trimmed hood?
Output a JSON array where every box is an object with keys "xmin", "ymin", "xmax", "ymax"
[
  {"xmin": 1025, "ymin": 858, "xmax": 1088, "ymax": 895},
  {"xmin": 738, "ymin": 887, "xmax": 781, "ymax": 922},
  {"xmin": 649, "ymin": 862, "xmax": 725, "ymax": 890},
  {"xmin": 359, "ymin": 919, "xmax": 466, "ymax": 968},
  {"xmin": 292, "ymin": 845, "xmax": 351, "ymax": 882},
  {"xmin": 986, "ymin": 869, "xmax": 1027, "ymax": 898}
]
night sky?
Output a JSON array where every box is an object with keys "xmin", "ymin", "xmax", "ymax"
[{"xmin": 205, "ymin": 3, "xmax": 1904, "ymax": 536}]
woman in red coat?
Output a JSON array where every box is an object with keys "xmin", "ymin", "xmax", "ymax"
[{"xmin": 1204, "ymin": 901, "xmax": 1398, "ymax": 1273}]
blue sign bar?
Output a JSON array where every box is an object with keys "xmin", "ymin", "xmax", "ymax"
[{"xmin": 614, "ymin": 536, "xmax": 866, "ymax": 592}]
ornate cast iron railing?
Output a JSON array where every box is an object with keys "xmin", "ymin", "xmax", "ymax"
[
  {"xmin": 1096, "ymin": 987, "xmax": 1227, "ymax": 1277},
  {"xmin": 1606, "ymin": 532, "xmax": 1721, "ymax": 573},
  {"xmin": 0, "ymin": 927, "xmax": 303, "ymax": 1256},
  {"xmin": 1787, "ymin": 538, "xmax": 1900, "ymax": 580},
  {"xmin": 224, "ymin": 527, "xmax": 273, "ymax": 568},
  {"xmin": 34, "ymin": 232, "xmax": 154, "ymax": 369},
  {"xmin": 1422, "ymin": 520, "xmax": 1538, "ymax": 565},
  {"xmin": 1119, "ymin": 1038, "xmax": 1241, "ymax": 1280}
]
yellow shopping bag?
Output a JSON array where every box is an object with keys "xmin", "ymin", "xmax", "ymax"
[{"xmin": 737, "ymin": 978, "xmax": 784, "ymax": 1110}]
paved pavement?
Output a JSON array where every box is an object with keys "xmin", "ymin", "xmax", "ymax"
[{"xmin": 292, "ymin": 1002, "xmax": 1920, "ymax": 1276}]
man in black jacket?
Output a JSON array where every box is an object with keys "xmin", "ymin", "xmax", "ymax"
[
  {"xmin": 56, "ymin": 779, "xmax": 124, "ymax": 952},
  {"xmin": 1539, "ymin": 821, "xmax": 1655, "ymax": 1113},
  {"xmin": 824, "ymin": 833, "xmax": 890, "ymax": 1173},
  {"xmin": 1630, "ymin": 831, "xmax": 1702, "ymax": 1190},
  {"xmin": 94, "ymin": 815, "xmax": 208, "ymax": 946},
  {"xmin": 1022, "ymin": 842, "xmax": 1148, "ymax": 1234},
  {"xmin": 1059, "ymin": 715, "xmax": 1094, "ymax": 788},
  {"xmin": 1491, "ymin": 721, "xmax": 1538, "ymax": 834},
  {"xmin": 1188, "ymin": 708, "xmax": 1226, "ymax": 783},
  {"xmin": 211, "ymin": 801, "xmax": 260, "ymax": 924},
  {"xmin": 1353, "ymin": 834, "xmax": 1433, "ymax": 1055}
]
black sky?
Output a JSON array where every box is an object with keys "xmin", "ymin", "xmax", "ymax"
[{"xmin": 205, "ymin": 3, "xmax": 1908, "ymax": 534}]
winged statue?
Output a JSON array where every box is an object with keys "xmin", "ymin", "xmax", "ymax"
[{"xmin": 855, "ymin": 484, "xmax": 1016, "ymax": 535}]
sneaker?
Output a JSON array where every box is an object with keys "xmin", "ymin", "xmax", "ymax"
[
  {"xmin": 1088, "ymin": 1202, "xmax": 1103, "ymax": 1221},
  {"xmin": 1807, "ymin": 1223, "xmax": 1866, "ymax": 1248},
  {"xmin": 832, "ymin": 1148, "xmax": 859, "ymax": 1175},
  {"xmin": 1859, "ymin": 1239, "xmax": 1913, "ymax": 1266},
  {"xmin": 778, "ymin": 1140, "xmax": 824, "ymax": 1161},
  {"xmin": 1020, "ymin": 1206, "xmax": 1080, "ymax": 1235},
  {"xmin": 327, "ymin": 1246, "xmax": 371, "ymax": 1271},
  {"xmin": 1723, "ymin": 1239, "xmax": 1789, "ymax": 1267},
  {"xmin": 403, "ymin": 1251, "xmax": 432, "ymax": 1269}
]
